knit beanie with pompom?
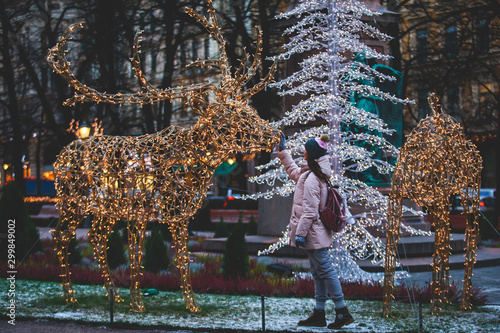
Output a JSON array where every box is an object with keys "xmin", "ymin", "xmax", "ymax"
[{"xmin": 305, "ymin": 134, "xmax": 329, "ymax": 160}]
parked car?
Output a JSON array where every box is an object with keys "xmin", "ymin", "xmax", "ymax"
[
  {"xmin": 204, "ymin": 189, "xmax": 254, "ymax": 208},
  {"xmin": 450, "ymin": 188, "xmax": 496, "ymax": 212},
  {"xmin": 189, "ymin": 190, "xmax": 258, "ymax": 230}
]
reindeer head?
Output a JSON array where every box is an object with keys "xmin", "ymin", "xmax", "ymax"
[
  {"xmin": 47, "ymin": 0, "xmax": 279, "ymax": 153},
  {"xmin": 184, "ymin": 1, "xmax": 279, "ymax": 155}
]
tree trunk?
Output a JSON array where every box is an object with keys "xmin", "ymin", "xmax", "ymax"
[{"xmin": 0, "ymin": 3, "xmax": 26, "ymax": 193}]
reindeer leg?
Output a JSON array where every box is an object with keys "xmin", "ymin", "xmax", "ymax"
[
  {"xmin": 170, "ymin": 220, "xmax": 200, "ymax": 312},
  {"xmin": 430, "ymin": 204, "xmax": 451, "ymax": 315},
  {"xmin": 383, "ymin": 191, "xmax": 403, "ymax": 317},
  {"xmin": 88, "ymin": 217, "xmax": 123, "ymax": 303},
  {"xmin": 431, "ymin": 223, "xmax": 443, "ymax": 315},
  {"xmin": 461, "ymin": 200, "xmax": 479, "ymax": 311},
  {"xmin": 52, "ymin": 207, "xmax": 83, "ymax": 304},
  {"xmin": 127, "ymin": 217, "xmax": 148, "ymax": 312}
]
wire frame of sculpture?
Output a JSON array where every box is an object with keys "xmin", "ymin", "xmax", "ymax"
[
  {"xmin": 47, "ymin": 0, "xmax": 279, "ymax": 313},
  {"xmin": 382, "ymin": 93, "xmax": 482, "ymax": 316}
]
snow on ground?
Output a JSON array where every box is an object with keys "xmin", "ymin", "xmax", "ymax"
[{"xmin": 1, "ymin": 280, "xmax": 499, "ymax": 332}]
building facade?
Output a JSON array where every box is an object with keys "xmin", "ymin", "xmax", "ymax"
[{"xmin": 395, "ymin": 0, "xmax": 499, "ymax": 187}]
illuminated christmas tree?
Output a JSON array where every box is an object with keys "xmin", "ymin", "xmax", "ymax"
[{"xmin": 248, "ymin": 0, "xmax": 429, "ymax": 282}]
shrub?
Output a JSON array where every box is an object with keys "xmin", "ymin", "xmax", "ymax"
[
  {"xmin": 214, "ymin": 216, "xmax": 229, "ymax": 238},
  {"xmin": 106, "ymin": 227, "xmax": 126, "ymax": 269},
  {"xmin": 158, "ymin": 223, "xmax": 173, "ymax": 241},
  {"xmin": 144, "ymin": 224, "xmax": 170, "ymax": 273},
  {"xmin": 68, "ymin": 237, "xmax": 82, "ymax": 266},
  {"xmin": 247, "ymin": 215, "xmax": 258, "ymax": 235},
  {"xmin": 0, "ymin": 182, "xmax": 43, "ymax": 262},
  {"xmin": 222, "ymin": 219, "xmax": 249, "ymax": 278}
]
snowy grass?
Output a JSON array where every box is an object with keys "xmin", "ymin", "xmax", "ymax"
[{"xmin": 2, "ymin": 279, "xmax": 499, "ymax": 332}]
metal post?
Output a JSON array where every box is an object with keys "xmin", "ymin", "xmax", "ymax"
[
  {"xmin": 328, "ymin": 0, "xmax": 341, "ymax": 175},
  {"xmin": 419, "ymin": 293, "xmax": 423, "ymax": 333},
  {"xmin": 261, "ymin": 295, "xmax": 265, "ymax": 331},
  {"xmin": 110, "ymin": 289, "xmax": 114, "ymax": 324}
]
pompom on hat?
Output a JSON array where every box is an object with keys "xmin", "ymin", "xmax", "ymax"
[{"xmin": 305, "ymin": 134, "xmax": 329, "ymax": 160}]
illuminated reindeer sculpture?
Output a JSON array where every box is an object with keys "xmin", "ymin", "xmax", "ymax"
[
  {"xmin": 383, "ymin": 94, "xmax": 482, "ymax": 316},
  {"xmin": 47, "ymin": 0, "xmax": 278, "ymax": 312}
]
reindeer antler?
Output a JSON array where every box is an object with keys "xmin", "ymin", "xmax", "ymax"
[
  {"xmin": 47, "ymin": 0, "xmax": 277, "ymax": 108},
  {"xmin": 185, "ymin": 1, "xmax": 231, "ymax": 80},
  {"xmin": 428, "ymin": 92, "xmax": 443, "ymax": 116},
  {"xmin": 185, "ymin": 0, "xmax": 277, "ymax": 102},
  {"xmin": 47, "ymin": 23, "xmax": 210, "ymax": 107}
]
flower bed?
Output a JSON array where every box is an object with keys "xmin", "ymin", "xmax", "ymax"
[{"xmin": 0, "ymin": 239, "xmax": 487, "ymax": 305}]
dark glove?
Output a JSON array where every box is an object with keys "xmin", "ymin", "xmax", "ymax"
[
  {"xmin": 279, "ymin": 132, "xmax": 286, "ymax": 151},
  {"xmin": 295, "ymin": 236, "xmax": 306, "ymax": 248}
]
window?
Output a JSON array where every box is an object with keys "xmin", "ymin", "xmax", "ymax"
[
  {"xmin": 418, "ymin": 91, "xmax": 429, "ymax": 119},
  {"xmin": 192, "ymin": 39, "xmax": 199, "ymax": 62},
  {"xmin": 445, "ymin": 25, "xmax": 458, "ymax": 58},
  {"xmin": 151, "ymin": 51, "xmax": 157, "ymax": 75},
  {"xmin": 447, "ymin": 86, "xmax": 460, "ymax": 118},
  {"xmin": 476, "ymin": 19, "xmax": 489, "ymax": 54},
  {"xmin": 180, "ymin": 43, "xmax": 187, "ymax": 66},
  {"xmin": 479, "ymin": 83, "xmax": 494, "ymax": 115},
  {"xmin": 204, "ymin": 37, "xmax": 211, "ymax": 59},
  {"xmin": 416, "ymin": 29, "xmax": 428, "ymax": 60}
]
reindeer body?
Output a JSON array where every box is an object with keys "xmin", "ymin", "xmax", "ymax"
[
  {"xmin": 383, "ymin": 94, "xmax": 482, "ymax": 316},
  {"xmin": 48, "ymin": 0, "xmax": 278, "ymax": 313},
  {"xmin": 56, "ymin": 127, "xmax": 213, "ymax": 222},
  {"xmin": 53, "ymin": 103, "xmax": 276, "ymax": 312},
  {"xmin": 53, "ymin": 126, "xmax": 217, "ymax": 312}
]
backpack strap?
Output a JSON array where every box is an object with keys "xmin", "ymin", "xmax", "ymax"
[{"xmin": 306, "ymin": 170, "xmax": 330, "ymax": 212}]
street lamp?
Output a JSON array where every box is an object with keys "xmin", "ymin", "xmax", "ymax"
[{"xmin": 78, "ymin": 121, "xmax": 91, "ymax": 139}]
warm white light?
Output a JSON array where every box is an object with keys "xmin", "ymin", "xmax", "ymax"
[
  {"xmin": 78, "ymin": 122, "xmax": 91, "ymax": 138},
  {"xmin": 383, "ymin": 93, "xmax": 482, "ymax": 316},
  {"xmin": 47, "ymin": 0, "xmax": 278, "ymax": 314}
]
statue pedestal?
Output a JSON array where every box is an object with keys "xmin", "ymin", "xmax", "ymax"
[
  {"xmin": 257, "ymin": 186, "xmax": 293, "ymax": 236},
  {"xmin": 377, "ymin": 186, "xmax": 431, "ymax": 232}
]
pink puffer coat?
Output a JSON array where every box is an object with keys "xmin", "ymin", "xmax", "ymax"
[{"xmin": 278, "ymin": 150, "xmax": 333, "ymax": 250}]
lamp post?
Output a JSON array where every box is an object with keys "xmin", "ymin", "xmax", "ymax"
[{"xmin": 78, "ymin": 121, "xmax": 91, "ymax": 139}]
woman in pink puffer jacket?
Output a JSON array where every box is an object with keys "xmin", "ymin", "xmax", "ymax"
[{"xmin": 277, "ymin": 133, "xmax": 354, "ymax": 330}]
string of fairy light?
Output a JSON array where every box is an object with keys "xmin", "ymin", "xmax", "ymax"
[
  {"xmin": 247, "ymin": 0, "xmax": 429, "ymax": 284},
  {"xmin": 48, "ymin": 0, "xmax": 278, "ymax": 313},
  {"xmin": 383, "ymin": 93, "xmax": 482, "ymax": 317}
]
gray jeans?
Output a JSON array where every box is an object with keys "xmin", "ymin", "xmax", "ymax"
[{"xmin": 305, "ymin": 248, "xmax": 345, "ymax": 307}]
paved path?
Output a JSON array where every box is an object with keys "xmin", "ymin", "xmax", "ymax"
[{"xmin": 408, "ymin": 265, "xmax": 500, "ymax": 305}]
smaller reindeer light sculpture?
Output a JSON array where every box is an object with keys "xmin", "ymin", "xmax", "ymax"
[
  {"xmin": 383, "ymin": 93, "xmax": 482, "ymax": 316},
  {"xmin": 47, "ymin": 0, "xmax": 279, "ymax": 313}
]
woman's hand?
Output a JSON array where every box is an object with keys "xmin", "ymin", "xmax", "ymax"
[{"xmin": 295, "ymin": 236, "xmax": 306, "ymax": 248}]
